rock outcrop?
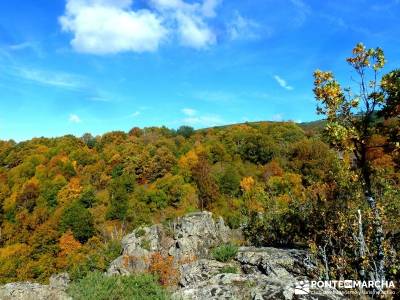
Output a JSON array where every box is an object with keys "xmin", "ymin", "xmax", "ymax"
[
  {"xmin": 108, "ymin": 211, "xmax": 345, "ymax": 299},
  {"xmin": 1, "ymin": 212, "xmax": 344, "ymax": 299},
  {"xmin": 173, "ymin": 247, "xmax": 343, "ymax": 299},
  {"xmin": 108, "ymin": 211, "xmax": 232, "ymax": 276},
  {"xmin": 0, "ymin": 273, "xmax": 71, "ymax": 300}
]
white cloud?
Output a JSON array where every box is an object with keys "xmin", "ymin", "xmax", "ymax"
[
  {"xmin": 183, "ymin": 114, "xmax": 224, "ymax": 127},
  {"xmin": 176, "ymin": 12, "xmax": 216, "ymax": 48},
  {"xmin": 60, "ymin": 0, "xmax": 221, "ymax": 53},
  {"xmin": 201, "ymin": 0, "xmax": 221, "ymax": 18},
  {"xmin": 182, "ymin": 108, "xmax": 197, "ymax": 116},
  {"xmin": 150, "ymin": 0, "xmax": 187, "ymax": 11},
  {"xmin": 131, "ymin": 111, "xmax": 141, "ymax": 117},
  {"xmin": 271, "ymin": 113, "xmax": 283, "ymax": 121},
  {"xmin": 228, "ymin": 12, "xmax": 263, "ymax": 41},
  {"xmin": 289, "ymin": 0, "xmax": 311, "ymax": 26},
  {"xmin": 273, "ymin": 75, "xmax": 293, "ymax": 91},
  {"xmin": 15, "ymin": 67, "xmax": 83, "ymax": 89},
  {"xmin": 60, "ymin": 0, "xmax": 167, "ymax": 54},
  {"xmin": 69, "ymin": 114, "xmax": 82, "ymax": 123}
]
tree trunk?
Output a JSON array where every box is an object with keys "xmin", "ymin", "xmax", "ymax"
[
  {"xmin": 365, "ymin": 193, "xmax": 386, "ymax": 285},
  {"xmin": 357, "ymin": 209, "xmax": 366, "ymax": 282},
  {"xmin": 359, "ymin": 144, "xmax": 386, "ymax": 286}
]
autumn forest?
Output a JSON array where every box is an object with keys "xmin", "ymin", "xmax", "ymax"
[{"xmin": 0, "ymin": 44, "xmax": 399, "ymax": 297}]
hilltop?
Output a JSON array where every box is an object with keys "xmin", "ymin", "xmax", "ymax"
[{"xmin": 0, "ymin": 120, "xmax": 398, "ymax": 296}]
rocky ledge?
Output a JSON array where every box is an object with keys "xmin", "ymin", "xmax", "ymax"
[
  {"xmin": 0, "ymin": 212, "xmax": 345, "ymax": 299},
  {"xmin": 107, "ymin": 211, "xmax": 344, "ymax": 300},
  {"xmin": 0, "ymin": 273, "xmax": 71, "ymax": 300}
]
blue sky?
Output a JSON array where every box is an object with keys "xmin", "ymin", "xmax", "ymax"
[{"xmin": 0, "ymin": 0, "xmax": 399, "ymax": 141}]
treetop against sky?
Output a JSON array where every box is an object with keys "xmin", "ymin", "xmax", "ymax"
[{"xmin": 0, "ymin": 0, "xmax": 399, "ymax": 141}]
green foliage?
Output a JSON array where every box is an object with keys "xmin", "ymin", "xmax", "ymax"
[
  {"xmin": 60, "ymin": 202, "xmax": 95, "ymax": 243},
  {"xmin": 177, "ymin": 126, "xmax": 194, "ymax": 138},
  {"xmin": 237, "ymin": 133, "xmax": 277, "ymax": 164},
  {"xmin": 212, "ymin": 244, "xmax": 238, "ymax": 262},
  {"xmin": 244, "ymin": 201, "xmax": 310, "ymax": 247},
  {"xmin": 62, "ymin": 161, "xmax": 76, "ymax": 179},
  {"xmin": 0, "ymin": 108, "xmax": 398, "ymax": 286},
  {"xmin": 106, "ymin": 178, "xmax": 130, "ymax": 220},
  {"xmin": 141, "ymin": 239, "xmax": 151, "ymax": 251},
  {"xmin": 142, "ymin": 189, "xmax": 168, "ymax": 210},
  {"xmin": 218, "ymin": 165, "xmax": 241, "ymax": 196},
  {"xmin": 41, "ymin": 179, "xmax": 66, "ymax": 208},
  {"xmin": 68, "ymin": 271, "xmax": 169, "ymax": 300},
  {"xmin": 313, "ymin": 43, "xmax": 398, "ymax": 283},
  {"xmin": 103, "ymin": 240, "xmax": 123, "ymax": 265},
  {"xmin": 135, "ymin": 228, "xmax": 146, "ymax": 238},
  {"xmin": 67, "ymin": 239, "xmax": 123, "ymax": 281},
  {"xmin": 79, "ymin": 188, "xmax": 96, "ymax": 208},
  {"xmin": 219, "ymin": 265, "xmax": 238, "ymax": 274}
]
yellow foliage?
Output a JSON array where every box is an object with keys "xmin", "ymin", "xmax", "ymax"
[
  {"xmin": 178, "ymin": 149, "xmax": 199, "ymax": 171},
  {"xmin": 3, "ymin": 192, "xmax": 17, "ymax": 212},
  {"xmin": 57, "ymin": 178, "xmax": 82, "ymax": 204},
  {"xmin": 240, "ymin": 176, "xmax": 255, "ymax": 192},
  {"xmin": 0, "ymin": 243, "xmax": 30, "ymax": 259}
]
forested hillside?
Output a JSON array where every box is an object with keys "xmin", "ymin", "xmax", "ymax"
[{"xmin": 0, "ymin": 118, "xmax": 399, "ymax": 284}]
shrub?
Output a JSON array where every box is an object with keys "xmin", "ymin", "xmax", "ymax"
[
  {"xmin": 79, "ymin": 188, "xmax": 96, "ymax": 208},
  {"xmin": 135, "ymin": 228, "xmax": 146, "ymax": 238},
  {"xmin": 211, "ymin": 244, "xmax": 238, "ymax": 262},
  {"xmin": 67, "ymin": 239, "xmax": 122, "ymax": 281},
  {"xmin": 60, "ymin": 202, "xmax": 95, "ymax": 243},
  {"xmin": 219, "ymin": 265, "xmax": 238, "ymax": 274},
  {"xmin": 68, "ymin": 271, "xmax": 169, "ymax": 300},
  {"xmin": 149, "ymin": 252, "xmax": 179, "ymax": 286},
  {"xmin": 141, "ymin": 239, "xmax": 151, "ymax": 251}
]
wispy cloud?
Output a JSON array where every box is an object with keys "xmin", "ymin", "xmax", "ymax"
[
  {"xmin": 183, "ymin": 114, "xmax": 224, "ymax": 127},
  {"xmin": 131, "ymin": 111, "xmax": 141, "ymax": 117},
  {"xmin": 69, "ymin": 114, "xmax": 81, "ymax": 123},
  {"xmin": 228, "ymin": 11, "xmax": 267, "ymax": 41},
  {"xmin": 182, "ymin": 108, "xmax": 197, "ymax": 116},
  {"xmin": 290, "ymin": 0, "xmax": 311, "ymax": 26},
  {"xmin": 273, "ymin": 75, "xmax": 293, "ymax": 91},
  {"xmin": 6, "ymin": 41, "xmax": 44, "ymax": 57},
  {"xmin": 179, "ymin": 107, "xmax": 224, "ymax": 127},
  {"xmin": 271, "ymin": 113, "xmax": 283, "ymax": 121},
  {"xmin": 13, "ymin": 67, "xmax": 83, "ymax": 90}
]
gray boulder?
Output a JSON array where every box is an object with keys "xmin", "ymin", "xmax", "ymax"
[
  {"xmin": 107, "ymin": 211, "xmax": 345, "ymax": 299},
  {"xmin": 108, "ymin": 211, "xmax": 232, "ymax": 276},
  {"xmin": 173, "ymin": 273, "xmax": 344, "ymax": 300},
  {"xmin": 179, "ymin": 259, "xmax": 240, "ymax": 287},
  {"xmin": 236, "ymin": 247, "xmax": 317, "ymax": 279},
  {"xmin": 0, "ymin": 273, "xmax": 71, "ymax": 300}
]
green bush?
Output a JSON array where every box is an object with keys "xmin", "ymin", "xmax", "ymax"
[
  {"xmin": 68, "ymin": 240, "xmax": 122, "ymax": 281},
  {"xmin": 212, "ymin": 244, "xmax": 238, "ymax": 262},
  {"xmin": 60, "ymin": 202, "xmax": 95, "ymax": 243},
  {"xmin": 68, "ymin": 271, "xmax": 169, "ymax": 300},
  {"xmin": 135, "ymin": 228, "xmax": 146, "ymax": 238},
  {"xmin": 219, "ymin": 265, "xmax": 238, "ymax": 274}
]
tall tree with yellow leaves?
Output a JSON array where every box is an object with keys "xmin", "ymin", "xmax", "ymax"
[{"xmin": 313, "ymin": 43, "xmax": 395, "ymax": 285}]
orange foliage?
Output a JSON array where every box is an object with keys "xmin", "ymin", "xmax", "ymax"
[
  {"xmin": 263, "ymin": 160, "xmax": 284, "ymax": 181},
  {"xmin": 59, "ymin": 230, "xmax": 82, "ymax": 257},
  {"xmin": 149, "ymin": 252, "xmax": 179, "ymax": 286}
]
